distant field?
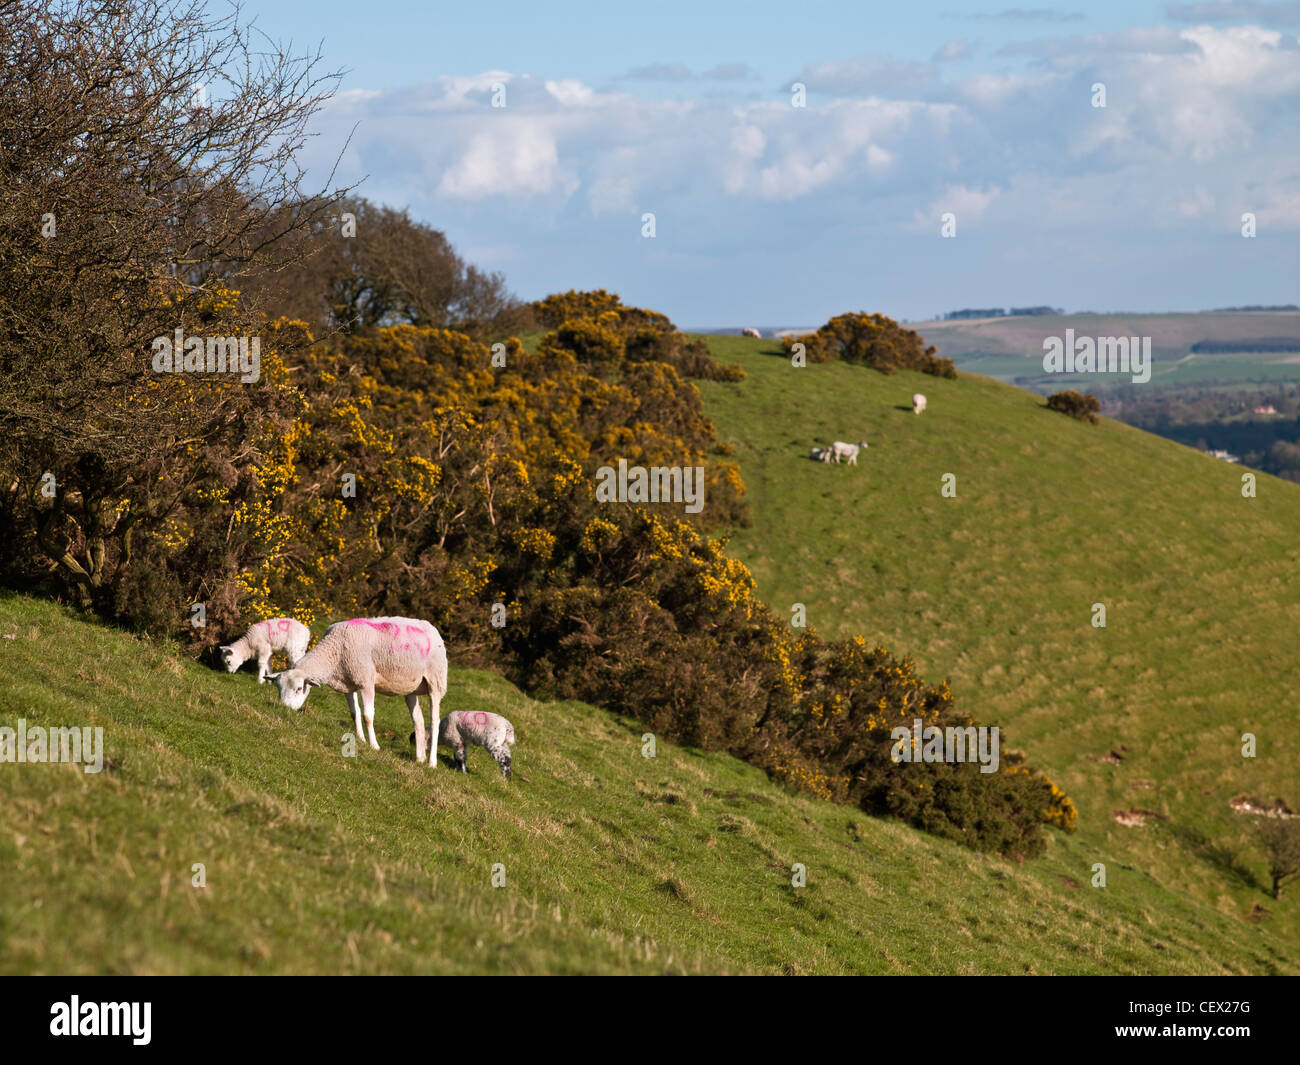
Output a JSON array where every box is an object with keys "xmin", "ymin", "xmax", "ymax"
[{"xmin": 912, "ymin": 312, "xmax": 1300, "ymax": 392}]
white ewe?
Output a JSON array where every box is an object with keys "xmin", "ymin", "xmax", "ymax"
[
  {"xmin": 742, "ymin": 327, "xmax": 762, "ymax": 339},
  {"xmin": 912, "ymin": 393, "xmax": 927, "ymax": 415},
  {"xmin": 272, "ymin": 616, "xmax": 448, "ymax": 764},
  {"xmin": 220, "ymin": 618, "xmax": 311, "ymax": 683},
  {"xmin": 830, "ymin": 440, "xmax": 869, "ymax": 465}
]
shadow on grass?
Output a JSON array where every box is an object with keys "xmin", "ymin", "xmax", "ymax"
[{"xmin": 1167, "ymin": 821, "xmax": 1262, "ymax": 892}]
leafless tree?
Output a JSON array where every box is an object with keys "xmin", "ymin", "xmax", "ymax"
[{"xmin": 0, "ymin": 0, "xmax": 352, "ymax": 607}]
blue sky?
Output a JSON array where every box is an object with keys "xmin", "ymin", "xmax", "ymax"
[{"xmin": 240, "ymin": 1, "xmax": 1300, "ymax": 325}]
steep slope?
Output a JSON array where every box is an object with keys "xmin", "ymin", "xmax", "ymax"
[
  {"xmin": 694, "ymin": 333, "xmax": 1300, "ymax": 964},
  {"xmin": 1, "ymin": 592, "xmax": 1294, "ymax": 973}
]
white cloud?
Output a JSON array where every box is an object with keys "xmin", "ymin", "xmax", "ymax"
[{"xmin": 436, "ymin": 121, "xmax": 578, "ymax": 200}]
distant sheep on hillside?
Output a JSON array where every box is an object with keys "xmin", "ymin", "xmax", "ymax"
[
  {"xmin": 913, "ymin": 393, "xmax": 927, "ymax": 415},
  {"xmin": 272, "ymin": 616, "xmax": 447, "ymax": 763},
  {"xmin": 830, "ymin": 440, "xmax": 868, "ymax": 465},
  {"xmin": 742, "ymin": 327, "xmax": 762, "ymax": 338},
  {"xmin": 220, "ymin": 618, "xmax": 310, "ymax": 683},
  {"xmin": 810, "ymin": 446, "xmax": 832, "ymax": 462}
]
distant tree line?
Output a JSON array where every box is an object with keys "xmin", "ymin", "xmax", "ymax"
[
  {"xmin": 1190, "ymin": 339, "xmax": 1300, "ymax": 354},
  {"xmin": 1211, "ymin": 305, "xmax": 1299, "ymax": 313},
  {"xmin": 943, "ymin": 306, "xmax": 1063, "ymax": 320}
]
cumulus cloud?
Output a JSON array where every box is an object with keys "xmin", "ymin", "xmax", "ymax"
[{"xmin": 436, "ymin": 121, "xmax": 578, "ymax": 200}]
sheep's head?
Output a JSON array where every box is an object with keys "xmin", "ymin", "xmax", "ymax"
[
  {"xmin": 273, "ymin": 669, "xmax": 315, "ymax": 711},
  {"xmin": 218, "ymin": 645, "xmax": 244, "ymax": 673}
]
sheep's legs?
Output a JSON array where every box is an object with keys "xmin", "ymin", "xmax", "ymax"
[
  {"xmin": 361, "ymin": 688, "xmax": 380, "ymax": 751},
  {"xmin": 406, "ymin": 694, "xmax": 426, "ymax": 764},
  {"xmin": 490, "ymin": 744, "xmax": 512, "ymax": 781},
  {"xmin": 425, "ymin": 686, "xmax": 441, "ymax": 768},
  {"xmin": 453, "ymin": 744, "xmax": 467, "ymax": 773},
  {"xmin": 257, "ymin": 650, "xmax": 272, "ymax": 683},
  {"xmin": 347, "ymin": 692, "xmax": 364, "ymax": 744}
]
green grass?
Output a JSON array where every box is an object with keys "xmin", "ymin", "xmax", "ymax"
[
  {"xmin": 692, "ymin": 334, "xmax": 1300, "ymax": 971},
  {"xmin": 1, "ymin": 593, "xmax": 1294, "ymax": 974}
]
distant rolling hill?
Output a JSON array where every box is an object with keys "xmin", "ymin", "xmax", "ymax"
[{"xmin": 910, "ymin": 311, "xmax": 1300, "ymax": 392}]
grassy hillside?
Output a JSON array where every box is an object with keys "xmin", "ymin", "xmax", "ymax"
[
  {"xmin": 1, "ymin": 592, "xmax": 1295, "ymax": 974},
  {"xmin": 693, "ymin": 333, "xmax": 1300, "ymax": 968},
  {"xmin": 912, "ymin": 311, "xmax": 1300, "ymax": 390}
]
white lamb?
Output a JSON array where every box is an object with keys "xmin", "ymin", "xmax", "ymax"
[
  {"xmin": 409, "ymin": 710, "xmax": 516, "ymax": 781},
  {"xmin": 220, "ymin": 618, "xmax": 311, "ymax": 683},
  {"xmin": 913, "ymin": 393, "xmax": 927, "ymax": 415},
  {"xmin": 830, "ymin": 440, "xmax": 869, "ymax": 465},
  {"xmin": 272, "ymin": 616, "xmax": 448, "ymax": 765},
  {"xmin": 810, "ymin": 446, "xmax": 833, "ymax": 462}
]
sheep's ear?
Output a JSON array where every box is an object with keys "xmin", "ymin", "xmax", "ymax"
[{"xmin": 267, "ymin": 671, "xmax": 282, "ymax": 682}]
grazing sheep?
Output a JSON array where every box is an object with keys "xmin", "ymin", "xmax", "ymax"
[
  {"xmin": 742, "ymin": 327, "xmax": 762, "ymax": 338},
  {"xmin": 912, "ymin": 393, "xmax": 927, "ymax": 415},
  {"xmin": 830, "ymin": 440, "xmax": 869, "ymax": 465},
  {"xmin": 810, "ymin": 446, "xmax": 833, "ymax": 462},
  {"xmin": 220, "ymin": 618, "xmax": 311, "ymax": 683},
  {"xmin": 409, "ymin": 710, "xmax": 516, "ymax": 780},
  {"xmin": 272, "ymin": 616, "xmax": 448, "ymax": 765}
]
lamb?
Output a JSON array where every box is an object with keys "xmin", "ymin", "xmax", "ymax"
[
  {"xmin": 219, "ymin": 618, "xmax": 311, "ymax": 683},
  {"xmin": 742, "ymin": 327, "xmax": 762, "ymax": 338},
  {"xmin": 409, "ymin": 710, "xmax": 516, "ymax": 781},
  {"xmin": 912, "ymin": 393, "xmax": 927, "ymax": 415},
  {"xmin": 830, "ymin": 440, "xmax": 869, "ymax": 465},
  {"xmin": 272, "ymin": 616, "xmax": 448, "ymax": 765},
  {"xmin": 810, "ymin": 446, "xmax": 833, "ymax": 462}
]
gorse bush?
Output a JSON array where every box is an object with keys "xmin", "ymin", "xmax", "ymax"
[
  {"xmin": 1047, "ymin": 390, "xmax": 1102, "ymax": 424},
  {"xmin": 782, "ymin": 312, "xmax": 958, "ymax": 378}
]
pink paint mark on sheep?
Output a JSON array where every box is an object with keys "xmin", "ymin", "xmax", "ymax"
[
  {"xmin": 404, "ymin": 624, "xmax": 432, "ymax": 658},
  {"xmin": 347, "ymin": 618, "xmax": 431, "ymax": 656}
]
